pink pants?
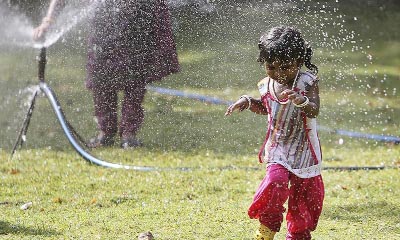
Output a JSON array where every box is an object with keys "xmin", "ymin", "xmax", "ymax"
[
  {"xmin": 92, "ymin": 82, "xmax": 146, "ymax": 138},
  {"xmin": 248, "ymin": 164, "xmax": 324, "ymax": 240}
]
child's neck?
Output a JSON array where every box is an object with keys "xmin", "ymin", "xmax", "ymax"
[
  {"xmin": 284, "ymin": 78, "xmax": 295, "ymax": 87},
  {"xmin": 276, "ymin": 76, "xmax": 296, "ymax": 88}
]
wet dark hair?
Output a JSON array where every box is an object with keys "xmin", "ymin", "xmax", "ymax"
[{"xmin": 257, "ymin": 26, "xmax": 318, "ymax": 75}]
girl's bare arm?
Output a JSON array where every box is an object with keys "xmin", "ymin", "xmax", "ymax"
[
  {"xmin": 225, "ymin": 97, "xmax": 268, "ymax": 116},
  {"xmin": 301, "ymin": 82, "xmax": 320, "ymax": 118},
  {"xmin": 248, "ymin": 98, "xmax": 268, "ymax": 115}
]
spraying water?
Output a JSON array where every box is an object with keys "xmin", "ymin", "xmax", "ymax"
[
  {"xmin": 0, "ymin": 2, "xmax": 34, "ymax": 48},
  {"xmin": 0, "ymin": 0, "xmax": 99, "ymax": 149},
  {"xmin": 0, "ymin": 1, "xmax": 98, "ymax": 49},
  {"xmin": 34, "ymin": 1, "xmax": 99, "ymax": 48},
  {"xmin": 0, "ymin": 0, "xmax": 398, "ymax": 151}
]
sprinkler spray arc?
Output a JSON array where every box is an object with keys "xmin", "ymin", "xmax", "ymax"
[{"xmin": 12, "ymin": 47, "xmax": 158, "ymax": 171}]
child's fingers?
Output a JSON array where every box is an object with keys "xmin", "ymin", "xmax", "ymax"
[
  {"xmin": 225, "ymin": 104, "xmax": 240, "ymax": 116},
  {"xmin": 225, "ymin": 105, "xmax": 234, "ymax": 116},
  {"xmin": 281, "ymin": 89, "xmax": 299, "ymax": 100},
  {"xmin": 281, "ymin": 89, "xmax": 293, "ymax": 96},
  {"xmin": 288, "ymin": 93, "xmax": 297, "ymax": 100},
  {"xmin": 280, "ymin": 90, "xmax": 289, "ymax": 98}
]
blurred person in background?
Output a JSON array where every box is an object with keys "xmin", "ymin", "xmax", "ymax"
[{"xmin": 34, "ymin": 0, "xmax": 180, "ymax": 149}]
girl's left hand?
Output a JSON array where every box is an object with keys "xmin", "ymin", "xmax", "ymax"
[{"xmin": 281, "ymin": 89, "xmax": 306, "ymax": 106}]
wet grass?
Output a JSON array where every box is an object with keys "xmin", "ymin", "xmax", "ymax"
[{"xmin": 1, "ymin": 1, "xmax": 400, "ymax": 239}]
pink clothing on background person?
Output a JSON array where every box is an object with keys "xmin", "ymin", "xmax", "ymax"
[
  {"xmin": 85, "ymin": 0, "xmax": 179, "ymax": 139},
  {"xmin": 86, "ymin": 0, "xmax": 180, "ymax": 90},
  {"xmin": 92, "ymin": 81, "xmax": 146, "ymax": 137}
]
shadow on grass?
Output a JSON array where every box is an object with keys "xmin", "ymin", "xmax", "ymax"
[
  {"xmin": 323, "ymin": 200, "xmax": 400, "ymax": 222},
  {"xmin": 0, "ymin": 221, "xmax": 60, "ymax": 237}
]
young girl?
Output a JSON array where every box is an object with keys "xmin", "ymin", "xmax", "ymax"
[{"xmin": 225, "ymin": 26, "xmax": 324, "ymax": 240}]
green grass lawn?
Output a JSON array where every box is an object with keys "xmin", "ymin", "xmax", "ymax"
[
  {"xmin": 1, "ymin": 1, "xmax": 400, "ymax": 239},
  {"xmin": 1, "ymin": 149, "xmax": 399, "ymax": 239}
]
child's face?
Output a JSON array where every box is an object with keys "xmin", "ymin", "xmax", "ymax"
[{"xmin": 264, "ymin": 60, "xmax": 300, "ymax": 85}]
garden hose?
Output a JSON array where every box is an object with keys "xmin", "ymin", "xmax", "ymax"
[
  {"xmin": 20, "ymin": 48, "xmax": 398, "ymax": 172},
  {"xmin": 36, "ymin": 47, "xmax": 158, "ymax": 171}
]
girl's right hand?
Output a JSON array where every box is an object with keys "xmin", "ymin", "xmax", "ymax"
[{"xmin": 225, "ymin": 97, "xmax": 249, "ymax": 116}]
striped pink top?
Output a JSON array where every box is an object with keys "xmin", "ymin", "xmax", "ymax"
[{"xmin": 257, "ymin": 71, "xmax": 322, "ymax": 178}]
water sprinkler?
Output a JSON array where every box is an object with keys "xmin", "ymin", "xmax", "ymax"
[{"xmin": 38, "ymin": 47, "xmax": 47, "ymax": 82}]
